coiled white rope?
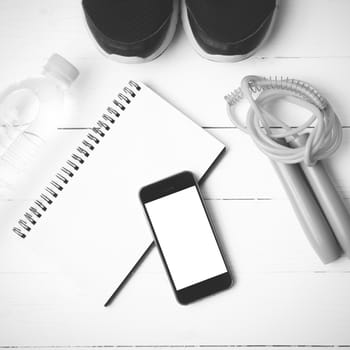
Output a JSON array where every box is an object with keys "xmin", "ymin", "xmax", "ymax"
[{"xmin": 225, "ymin": 75, "xmax": 342, "ymax": 166}]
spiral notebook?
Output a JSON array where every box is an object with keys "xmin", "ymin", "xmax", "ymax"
[{"xmin": 4, "ymin": 81, "xmax": 224, "ymax": 306}]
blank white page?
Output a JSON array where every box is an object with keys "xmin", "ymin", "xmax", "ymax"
[{"xmin": 6, "ymin": 82, "xmax": 224, "ymax": 306}]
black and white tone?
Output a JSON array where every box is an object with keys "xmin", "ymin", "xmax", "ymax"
[{"xmin": 1, "ymin": 0, "xmax": 350, "ymax": 349}]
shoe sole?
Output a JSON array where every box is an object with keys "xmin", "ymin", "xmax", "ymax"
[
  {"xmin": 82, "ymin": 0, "xmax": 179, "ymax": 64},
  {"xmin": 181, "ymin": 0, "xmax": 279, "ymax": 62}
]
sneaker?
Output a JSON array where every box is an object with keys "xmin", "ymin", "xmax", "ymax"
[
  {"xmin": 82, "ymin": 0, "xmax": 179, "ymax": 63},
  {"xmin": 181, "ymin": 0, "xmax": 278, "ymax": 62}
]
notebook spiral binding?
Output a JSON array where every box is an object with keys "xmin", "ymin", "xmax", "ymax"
[{"xmin": 13, "ymin": 80, "xmax": 141, "ymax": 239}]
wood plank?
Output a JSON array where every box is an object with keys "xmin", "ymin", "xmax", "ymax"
[
  {"xmin": 1, "ymin": 200, "xmax": 350, "ymax": 346},
  {"xmin": 2, "ymin": 56, "xmax": 350, "ymax": 129},
  {"xmin": 2, "ymin": 127, "xmax": 349, "ymax": 201},
  {"xmin": 1, "ymin": 270, "xmax": 350, "ymax": 345},
  {"xmin": 0, "ymin": 348, "xmax": 347, "ymax": 350},
  {"xmin": 2, "ymin": 199, "xmax": 349, "ymax": 275},
  {"xmin": 1, "ymin": 2, "xmax": 350, "ymax": 128},
  {"xmin": 4, "ymin": 55, "xmax": 350, "ymax": 129}
]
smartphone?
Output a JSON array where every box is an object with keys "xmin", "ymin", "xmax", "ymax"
[{"xmin": 140, "ymin": 171, "xmax": 232, "ymax": 304}]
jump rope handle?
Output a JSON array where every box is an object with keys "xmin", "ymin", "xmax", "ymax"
[
  {"xmin": 226, "ymin": 76, "xmax": 349, "ymax": 263},
  {"xmin": 300, "ymin": 161, "xmax": 350, "ymax": 258},
  {"xmin": 271, "ymin": 160, "xmax": 342, "ymax": 264}
]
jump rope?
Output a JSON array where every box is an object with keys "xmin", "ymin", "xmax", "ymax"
[{"xmin": 225, "ymin": 76, "xmax": 350, "ymax": 263}]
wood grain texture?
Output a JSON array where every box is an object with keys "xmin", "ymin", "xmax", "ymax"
[
  {"xmin": 1, "ymin": 0, "xmax": 350, "ymax": 348},
  {"xmin": 0, "ymin": 348, "xmax": 349, "ymax": 350},
  {"xmin": 1, "ymin": 127, "xmax": 349, "ymax": 201}
]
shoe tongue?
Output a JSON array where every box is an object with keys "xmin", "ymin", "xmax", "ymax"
[
  {"xmin": 83, "ymin": 0, "xmax": 173, "ymax": 42},
  {"xmin": 186, "ymin": 0, "xmax": 276, "ymax": 42}
]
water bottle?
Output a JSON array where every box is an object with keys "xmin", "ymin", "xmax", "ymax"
[{"xmin": 0, "ymin": 54, "xmax": 79, "ymax": 196}]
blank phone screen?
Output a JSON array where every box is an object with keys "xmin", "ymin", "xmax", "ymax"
[{"xmin": 145, "ymin": 186, "xmax": 227, "ymax": 290}]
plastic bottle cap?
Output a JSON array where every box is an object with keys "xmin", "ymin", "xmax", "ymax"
[{"xmin": 43, "ymin": 54, "xmax": 79, "ymax": 87}]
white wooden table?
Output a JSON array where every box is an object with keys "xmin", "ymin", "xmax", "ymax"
[{"xmin": 1, "ymin": 0, "xmax": 350, "ymax": 348}]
